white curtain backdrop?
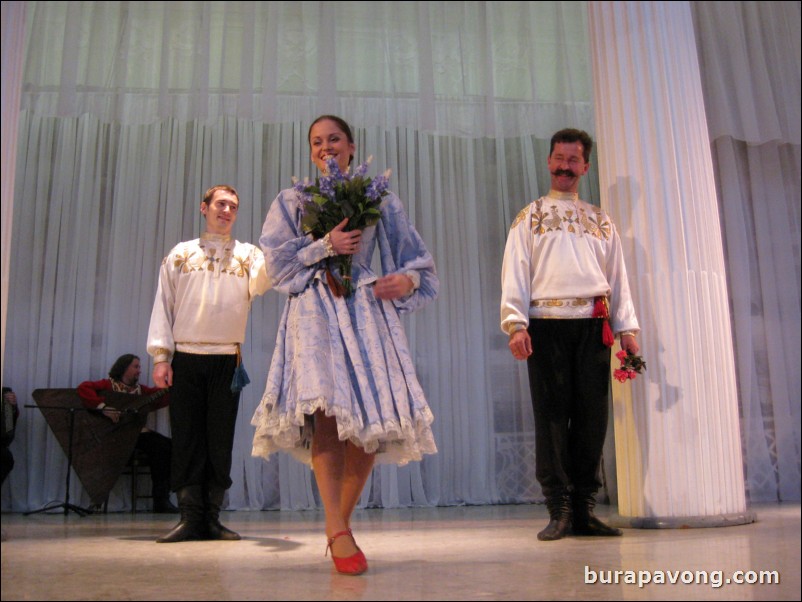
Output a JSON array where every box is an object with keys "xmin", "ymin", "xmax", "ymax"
[
  {"xmin": 2, "ymin": 1, "xmax": 798, "ymax": 513},
  {"xmin": 3, "ymin": 1, "xmax": 597, "ymax": 512},
  {"xmin": 692, "ymin": 1, "xmax": 801, "ymax": 502},
  {"xmin": 1, "ymin": 2, "xmax": 26, "ymax": 389}
]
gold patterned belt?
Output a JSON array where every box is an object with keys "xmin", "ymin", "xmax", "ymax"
[
  {"xmin": 176, "ymin": 341, "xmax": 238, "ymax": 346},
  {"xmin": 175, "ymin": 342, "xmax": 239, "ymax": 355},
  {"xmin": 530, "ymin": 298, "xmax": 593, "ymax": 308},
  {"xmin": 529, "ymin": 297, "xmax": 596, "ymax": 319}
]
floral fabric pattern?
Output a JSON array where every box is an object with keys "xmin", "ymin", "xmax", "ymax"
[{"xmin": 251, "ymin": 189, "xmax": 439, "ymax": 466}]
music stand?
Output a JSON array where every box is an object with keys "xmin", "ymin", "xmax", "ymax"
[
  {"xmin": 24, "ymin": 404, "xmax": 92, "ymax": 517},
  {"xmin": 25, "ymin": 388, "xmax": 151, "ymax": 514}
]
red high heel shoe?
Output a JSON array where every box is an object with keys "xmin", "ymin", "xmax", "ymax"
[{"xmin": 326, "ymin": 529, "xmax": 368, "ymax": 575}]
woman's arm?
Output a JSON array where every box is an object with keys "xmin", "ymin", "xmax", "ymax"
[
  {"xmin": 376, "ymin": 192, "xmax": 439, "ymax": 313},
  {"xmin": 260, "ymin": 190, "xmax": 334, "ymax": 295}
]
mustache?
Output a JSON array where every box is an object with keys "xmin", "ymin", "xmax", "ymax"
[{"xmin": 552, "ymin": 169, "xmax": 576, "ymax": 178}]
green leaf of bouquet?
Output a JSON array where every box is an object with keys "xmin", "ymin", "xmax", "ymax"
[
  {"xmin": 340, "ymin": 199, "xmax": 355, "ymax": 218},
  {"xmin": 300, "ymin": 214, "xmax": 318, "ymax": 234}
]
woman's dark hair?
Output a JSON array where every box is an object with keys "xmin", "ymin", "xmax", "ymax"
[
  {"xmin": 307, "ymin": 115, "xmax": 355, "ymax": 165},
  {"xmin": 108, "ymin": 354, "xmax": 138, "ymax": 381}
]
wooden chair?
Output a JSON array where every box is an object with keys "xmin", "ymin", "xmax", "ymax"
[{"xmin": 103, "ymin": 448, "xmax": 152, "ymax": 514}]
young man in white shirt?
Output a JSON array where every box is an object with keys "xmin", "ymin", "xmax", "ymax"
[{"xmin": 148, "ymin": 185, "xmax": 269, "ymax": 543}]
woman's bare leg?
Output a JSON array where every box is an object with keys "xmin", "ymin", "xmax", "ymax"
[
  {"xmin": 311, "ymin": 411, "xmax": 358, "ymax": 557},
  {"xmin": 341, "ymin": 442, "xmax": 375, "ymax": 529}
]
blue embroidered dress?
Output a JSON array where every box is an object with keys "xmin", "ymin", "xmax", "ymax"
[{"xmin": 251, "ymin": 188, "xmax": 439, "ymax": 466}]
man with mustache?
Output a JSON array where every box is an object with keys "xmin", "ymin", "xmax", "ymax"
[{"xmin": 500, "ymin": 129, "xmax": 641, "ymax": 541}]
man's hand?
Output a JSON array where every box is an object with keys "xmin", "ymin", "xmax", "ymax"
[
  {"xmin": 153, "ymin": 362, "xmax": 173, "ymax": 388},
  {"xmin": 102, "ymin": 407, "xmax": 121, "ymax": 423},
  {"xmin": 509, "ymin": 329, "xmax": 532, "ymax": 360},
  {"xmin": 620, "ymin": 334, "xmax": 639, "ymax": 355}
]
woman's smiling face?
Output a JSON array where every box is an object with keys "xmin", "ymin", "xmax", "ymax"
[{"xmin": 309, "ymin": 118, "xmax": 355, "ymax": 174}]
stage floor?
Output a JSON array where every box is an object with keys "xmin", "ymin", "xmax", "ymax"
[{"xmin": 1, "ymin": 503, "xmax": 799, "ymax": 601}]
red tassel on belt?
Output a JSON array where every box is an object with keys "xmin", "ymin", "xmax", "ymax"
[{"xmin": 593, "ymin": 296, "xmax": 615, "ymax": 348}]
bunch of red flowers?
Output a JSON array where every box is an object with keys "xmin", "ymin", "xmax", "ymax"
[{"xmin": 614, "ymin": 350, "xmax": 647, "ymax": 383}]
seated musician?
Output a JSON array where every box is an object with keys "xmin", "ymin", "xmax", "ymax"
[
  {"xmin": 2, "ymin": 387, "xmax": 19, "ymax": 487},
  {"xmin": 77, "ymin": 354, "xmax": 177, "ymax": 513}
]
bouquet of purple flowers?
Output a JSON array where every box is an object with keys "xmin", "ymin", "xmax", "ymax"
[{"xmin": 294, "ymin": 156, "xmax": 391, "ymax": 297}]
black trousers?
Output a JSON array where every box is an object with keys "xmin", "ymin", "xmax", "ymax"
[
  {"xmin": 1, "ymin": 445, "xmax": 13, "ymax": 486},
  {"xmin": 526, "ymin": 318, "xmax": 611, "ymax": 499},
  {"xmin": 169, "ymin": 352, "xmax": 240, "ymax": 492},
  {"xmin": 135, "ymin": 431, "xmax": 172, "ymax": 499}
]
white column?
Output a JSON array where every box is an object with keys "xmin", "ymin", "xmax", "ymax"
[{"xmin": 588, "ymin": 1, "xmax": 753, "ymax": 526}]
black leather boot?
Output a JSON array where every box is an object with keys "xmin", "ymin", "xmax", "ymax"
[
  {"xmin": 571, "ymin": 492, "xmax": 622, "ymax": 536},
  {"xmin": 152, "ymin": 496, "xmax": 179, "ymax": 514},
  {"xmin": 206, "ymin": 486, "xmax": 240, "ymax": 541},
  {"xmin": 156, "ymin": 486, "xmax": 207, "ymax": 543},
  {"xmin": 538, "ymin": 493, "xmax": 572, "ymax": 541}
]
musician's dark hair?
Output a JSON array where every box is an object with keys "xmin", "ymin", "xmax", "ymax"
[
  {"xmin": 550, "ymin": 128, "xmax": 594, "ymax": 163},
  {"xmin": 109, "ymin": 354, "xmax": 139, "ymax": 381}
]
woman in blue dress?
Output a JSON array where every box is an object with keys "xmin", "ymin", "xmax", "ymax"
[{"xmin": 251, "ymin": 115, "xmax": 439, "ymax": 575}]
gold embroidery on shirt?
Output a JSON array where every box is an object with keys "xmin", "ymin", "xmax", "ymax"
[
  {"xmin": 171, "ymin": 244, "xmax": 253, "ymax": 278},
  {"xmin": 579, "ymin": 210, "xmax": 611, "ymax": 240},
  {"xmin": 531, "ymin": 199, "xmax": 565, "ymax": 234},
  {"xmin": 173, "ymin": 249, "xmax": 202, "ymax": 273},
  {"xmin": 531, "ymin": 212, "xmax": 546, "ymax": 235},
  {"xmin": 228, "ymin": 255, "xmax": 252, "ymax": 278},
  {"xmin": 510, "ymin": 207, "xmax": 529, "ymax": 230},
  {"xmin": 564, "ymin": 210, "xmax": 578, "ymax": 234},
  {"xmin": 531, "ymin": 199, "xmax": 548, "ymax": 234},
  {"xmin": 529, "ymin": 198, "xmax": 611, "ymax": 241},
  {"xmin": 544, "ymin": 205, "xmax": 564, "ymax": 231},
  {"xmin": 204, "ymin": 246, "xmax": 218, "ymax": 270}
]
